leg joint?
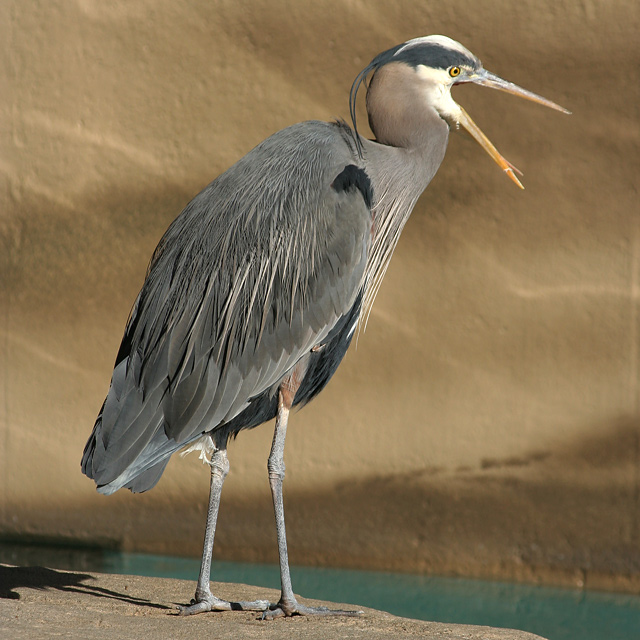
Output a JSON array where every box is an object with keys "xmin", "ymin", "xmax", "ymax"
[
  {"xmin": 210, "ymin": 448, "xmax": 230, "ymax": 480},
  {"xmin": 267, "ymin": 457, "xmax": 285, "ymax": 481}
]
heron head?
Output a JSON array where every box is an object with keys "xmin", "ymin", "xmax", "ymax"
[{"xmin": 350, "ymin": 35, "xmax": 570, "ymax": 188}]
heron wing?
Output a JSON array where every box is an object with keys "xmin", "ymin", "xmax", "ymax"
[{"xmin": 82, "ymin": 121, "xmax": 373, "ymax": 492}]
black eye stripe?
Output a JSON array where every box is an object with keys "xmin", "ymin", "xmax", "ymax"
[{"xmin": 385, "ymin": 43, "xmax": 478, "ymax": 71}]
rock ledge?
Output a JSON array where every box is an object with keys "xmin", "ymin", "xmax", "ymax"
[{"xmin": 0, "ymin": 564, "xmax": 547, "ymax": 639}]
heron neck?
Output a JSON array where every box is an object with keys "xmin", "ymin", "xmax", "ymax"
[{"xmin": 357, "ymin": 122, "xmax": 448, "ymax": 321}]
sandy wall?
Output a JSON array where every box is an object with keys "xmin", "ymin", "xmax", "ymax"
[{"xmin": 1, "ymin": 0, "xmax": 639, "ymax": 591}]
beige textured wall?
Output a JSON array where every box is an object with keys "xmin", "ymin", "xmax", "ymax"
[{"xmin": 2, "ymin": 0, "xmax": 639, "ymax": 591}]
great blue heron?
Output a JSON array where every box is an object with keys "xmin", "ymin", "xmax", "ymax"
[{"xmin": 82, "ymin": 35, "xmax": 569, "ymax": 617}]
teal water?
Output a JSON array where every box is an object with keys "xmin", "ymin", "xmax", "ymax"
[{"xmin": 2, "ymin": 543, "xmax": 639, "ymax": 640}]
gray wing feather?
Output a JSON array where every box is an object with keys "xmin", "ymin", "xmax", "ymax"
[{"xmin": 85, "ymin": 121, "xmax": 371, "ymax": 492}]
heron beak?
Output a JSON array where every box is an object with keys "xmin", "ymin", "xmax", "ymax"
[
  {"xmin": 455, "ymin": 105, "xmax": 525, "ymax": 189},
  {"xmin": 473, "ymin": 70, "xmax": 571, "ymax": 115},
  {"xmin": 455, "ymin": 70, "xmax": 570, "ymax": 189}
]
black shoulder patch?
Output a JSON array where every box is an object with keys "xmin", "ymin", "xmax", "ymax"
[{"xmin": 331, "ymin": 164, "xmax": 373, "ymax": 209}]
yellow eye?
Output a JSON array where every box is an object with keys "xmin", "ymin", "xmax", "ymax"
[{"xmin": 449, "ymin": 66, "xmax": 461, "ymax": 77}]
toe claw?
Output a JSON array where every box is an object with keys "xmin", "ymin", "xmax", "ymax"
[
  {"xmin": 178, "ymin": 594, "xmax": 271, "ymax": 616},
  {"xmin": 261, "ymin": 599, "xmax": 362, "ymax": 619},
  {"xmin": 262, "ymin": 606, "xmax": 284, "ymax": 620},
  {"xmin": 177, "ymin": 599, "xmax": 213, "ymax": 616}
]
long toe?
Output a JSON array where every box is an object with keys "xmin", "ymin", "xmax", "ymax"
[
  {"xmin": 262, "ymin": 598, "xmax": 363, "ymax": 619},
  {"xmin": 177, "ymin": 594, "xmax": 270, "ymax": 616}
]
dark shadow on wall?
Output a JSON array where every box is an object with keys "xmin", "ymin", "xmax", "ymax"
[{"xmin": 3, "ymin": 416, "xmax": 638, "ymax": 593}]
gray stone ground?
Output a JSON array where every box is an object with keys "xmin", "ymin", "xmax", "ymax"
[{"xmin": 0, "ymin": 564, "xmax": 547, "ymax": 639}]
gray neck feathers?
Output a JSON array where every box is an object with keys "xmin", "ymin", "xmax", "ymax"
[{"xmin": 358, "ymin": 63, "xmax": 450, "ymax": 323}]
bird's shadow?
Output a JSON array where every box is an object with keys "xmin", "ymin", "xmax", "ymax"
[{"xmin": 0, "ymin": 564, "xmax": 171, "ymax": 610}]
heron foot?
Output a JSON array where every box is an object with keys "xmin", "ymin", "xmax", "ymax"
[
  {"xmin": 177, "ymin": 591, "xmax": 270, "ymax": 616},
  {"xmin": 262, "ymin": 597, "xmax": 363, "ymax": 620}
]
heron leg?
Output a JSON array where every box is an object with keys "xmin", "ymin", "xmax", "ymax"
[
  {"xmin": 263, "ymin": 385, "xmax": 362, "ymax": 619},
  {"xmin": 178, "ymin": 447, "xmax": 269, "ymax": 615}
]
